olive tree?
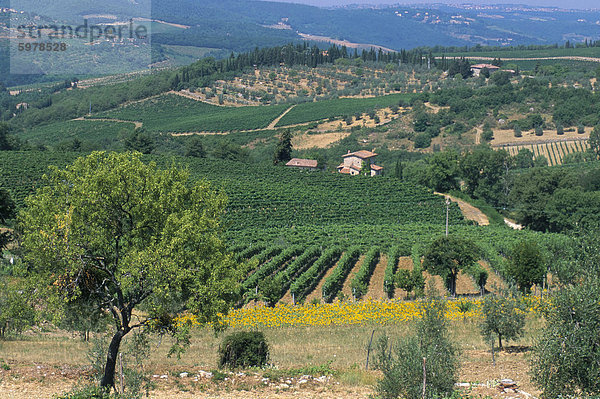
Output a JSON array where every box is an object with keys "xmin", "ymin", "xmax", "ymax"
[
  {"xmin": 374, "ymin": 296, "xmax": 458, "ymax": 399},
  {"xmin": 531, "ymin": 277, "xmax": 600, "ymax": 398},
  {"xmin": 18, "ymin": 152, "xmax": 240, "ymax": 390},
  {"xmin": 0, "ymin": 188, "xmax": 15, "ymax": 251},
  {"xmin": 480, "ymin": 291, "xmax": 525, "ymax": 349}
]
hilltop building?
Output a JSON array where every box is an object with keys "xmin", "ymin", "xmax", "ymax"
[
  {"xmin": 337, "ymin": 150, "xmax": 383, "ymax": 176},
  {"xmin": 470, "ymin": 63, "xmax": 500, "ymax": 76},
  {"xmin": 286, "ymin": 158, "xmax": 319, "ymax": 171}
]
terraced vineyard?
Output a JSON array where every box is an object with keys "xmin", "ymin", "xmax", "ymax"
[
  {"xmin": 21, "ymin": 120, "xmax": 136, "ymax": 148},
  {"xmin": 498, "ymin": 139, "xmax": 589, "ymax": 166},
  {"xmin": 94, "ymin": 94, "xmax": 288, "ymax": 133}
]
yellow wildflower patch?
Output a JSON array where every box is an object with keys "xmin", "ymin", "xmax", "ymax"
[
  {"xmin": 224, "ymin": 299, "xmax": 484, "ymax": 329},
  {"xmin": 178, "ymin": 296, "xmax": 550, "ymax": 330}
]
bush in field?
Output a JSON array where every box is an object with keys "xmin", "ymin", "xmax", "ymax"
[
  {"xmin": 535, "ymin": 125, "xmax": 544, "ymax": 136},
  {"xmin": 530, "ymin": 277, "xmax": 600, "ymax": 398},
  {"xmin": 258, "ymin": 277, "xmax": 282, "ymax": 308},
  {"xmin": 513, "ymin": 125, "xmax": 522, "ymax": 138},
  {"xmin": 533, "ymin": 155, "xmax": 548, "ymax": 167},
  {"xmin": 422, "ymin": 236, "xmax": 479, "ymax": 297},
  {"xmin": 54, "ymin": 384, "xmax": 109, "ymax": 399},
  {"xmin": 480, "ymin": 291, "xmax": 525, "ymax": 350},
  {"xmin": 218, "ymin": 331, "xmax": 270, "ymax": 369},
  {"xmin": 374, "ymin": 297, "xmax": 458, "ymax": 399}
]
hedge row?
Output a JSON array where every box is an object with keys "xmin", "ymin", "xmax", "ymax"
[{"xmin": 322, "ymin": 246, "xmax": 361, "ymax": 303}]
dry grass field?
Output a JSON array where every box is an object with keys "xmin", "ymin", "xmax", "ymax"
[{"xmin": 0, "ymin": 315, "xmax": 542, "ymax": 399}]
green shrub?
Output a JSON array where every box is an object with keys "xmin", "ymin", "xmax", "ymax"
[
  {"xmin": 513, "ymin": 125, "xmax": 522, "ymax": 138},
  {"xmin": 218, "ymin": 331, "xmax": 270, "ymax": 369},
  {"xmin": 481, "ymin": 128, "xmax": 494, "ymax": 141},
  {"xmin": 413, "ymin": 133, "xmax": 432, "ymax": 149},
  {"xmin": 507, "ymin": 240, "xmax": 545, "ymax": 293},
  {"xmin": 535, "ymin": 125, "xmax": 544, "ymax": 136}
]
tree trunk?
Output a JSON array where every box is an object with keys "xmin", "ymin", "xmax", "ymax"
[
  {"xmin": 451, "ymin": 272, "xmax": 457, "ymax": 297},
  {"xmin": 100, "ymin": 330, "xmax": 125, "ymax": 389},
  {"xmin": 498, "ymin": 334, "xmax": 503, "ymax": 350}
]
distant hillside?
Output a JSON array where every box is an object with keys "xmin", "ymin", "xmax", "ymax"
[{"xmin": 2, "ymin": 1, "xmax": 600, "ymax": 86}]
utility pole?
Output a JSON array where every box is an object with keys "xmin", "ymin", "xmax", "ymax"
[{"xmin": 445, "ymin": 197, "xmax": 450, "ymax": 236}]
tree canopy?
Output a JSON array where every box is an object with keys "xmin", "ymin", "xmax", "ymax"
[
  {"xmin": 422, "ymin": 236, "xmax": 479, "ymax": 297},
  {"xmin": 507, "ymin": 240, "xmax": 545, "ymax": 293},
  {"xmin": 18, "ymin": 152, "xmax": 240, "ymax": 390},
  {"xmin": 273, "ymin": 129, "xmax": 293, "ymax": 165}
]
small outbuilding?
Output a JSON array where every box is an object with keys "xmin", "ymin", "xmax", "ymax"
[
  {"xmin": 470, "ymin": 63, "xmax": 500, "ymax": 77},
  {"xmin": 286, "ymin": 158, "xmax": 319, "ymax": 171}
]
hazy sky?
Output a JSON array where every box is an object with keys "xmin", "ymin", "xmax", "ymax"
[{"xmin": 269, "ymin": 0, "xmax": 599, "ymax": 9}]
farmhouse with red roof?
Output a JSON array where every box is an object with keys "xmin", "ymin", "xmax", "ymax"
[{"xmin": 337, "ymin": 150, "xmax": 384, "ymax": 176}]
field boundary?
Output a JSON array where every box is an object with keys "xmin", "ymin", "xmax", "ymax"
[{"xmin": 435, "ymin": 56, "xmax": 600, "ymax": 63}]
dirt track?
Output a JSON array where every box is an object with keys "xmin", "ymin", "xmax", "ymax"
[{"xmin": 436, "ymin": 193, "xmax": 489, "ymax": 226}]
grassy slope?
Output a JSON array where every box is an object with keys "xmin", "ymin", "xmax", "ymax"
[{"xmin": 276, "ymin": 94, "xmax": 414, "ymax": 127}]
